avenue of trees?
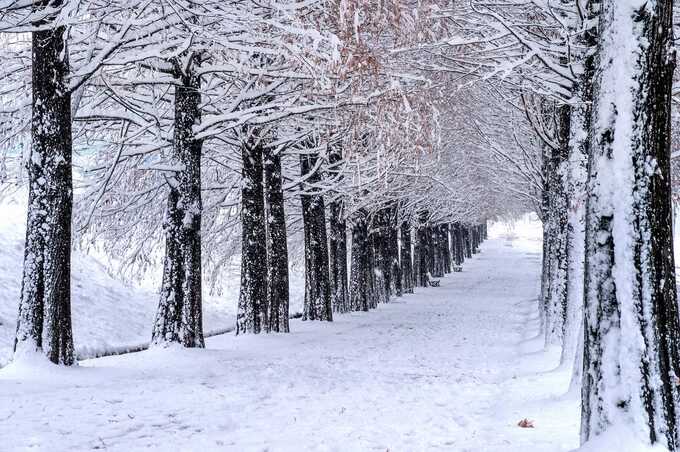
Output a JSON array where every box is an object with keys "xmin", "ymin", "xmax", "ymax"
[{"xmin": 2, "ymin": 0, "xmax": 680, "ymax": 449}]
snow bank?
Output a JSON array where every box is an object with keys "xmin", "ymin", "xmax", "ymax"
[{"xmin": 0, "ymin": 193, "xmax": 257, "ymax": 366}]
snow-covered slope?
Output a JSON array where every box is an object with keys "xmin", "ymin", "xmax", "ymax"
[{"xmin": 0, "ymin": 194, "xmax": 236, "ymax": 366}]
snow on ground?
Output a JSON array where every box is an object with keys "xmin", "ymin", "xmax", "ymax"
[{"xmin": 0, "ymin": 218, "xmax": 581, "ymax": 452}]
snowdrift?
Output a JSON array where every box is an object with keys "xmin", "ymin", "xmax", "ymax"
[{"xmin": 0, "ymin": 194, "xmax": 240, "ymax": 366}]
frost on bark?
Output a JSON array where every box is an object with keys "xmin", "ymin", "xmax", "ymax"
[
  {"xmin": 264, "ymin": 145, "xmax": 289, "ymax": 333},
  {"xmin": 350, "ymin": 211, "xmax": 371, "ymax": 311},
  {"xmin": 562, "ymin": 2, "xmax": 596, "ymax": 377},
  {"xmin": 152, "ymin": 60, "xmax": 205, "ymax": 348},
  {"xmin": 581, "ymin": 0, "xmax": 680, "ymax": 447},
  {"xmin": 300, "ymin": 151, "xmax": 332, "ymax": 321},
  {"xmin": 328, "ymin": 146, "xmax": 349, "ymax": 313},
  {"xmin": 400, "ymin": 221, "xmax": 414, "ymax": 294},
  {"xmin": 542, "ymin": 102, "xmax": 571, "ymax": 348},
  {"xmin": 15, "ymin": 8, "xmax": 75, "ymax": 365},
  {"xmin": 237, "ymin": 128, "xmax": 268, "ymax": 334}
]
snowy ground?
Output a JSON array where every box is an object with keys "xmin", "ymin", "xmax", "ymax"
[{"xmin": 0, "ymin": 222, "xmax": 581, "ymax": 451}]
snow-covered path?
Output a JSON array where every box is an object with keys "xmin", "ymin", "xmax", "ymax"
[{"xmin": 0, "ymin": 236, "xmax": 580, "ymax": 451}]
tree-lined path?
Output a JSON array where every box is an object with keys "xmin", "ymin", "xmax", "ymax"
[{"xmin": 0, "ymin": 234, "xmax": 579, "ymax": 451}]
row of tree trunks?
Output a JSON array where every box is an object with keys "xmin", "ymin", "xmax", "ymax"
[
  {"xmin": 237, "ymin": 129, "xmax": 292, "ymax": 333},
  {"xmin": 411, "ymin": 219, "xmax": 486, "ymax": 288},
  {"xmin": 531, "ymin": 1, "xmax": 680, "ymax": 447}
]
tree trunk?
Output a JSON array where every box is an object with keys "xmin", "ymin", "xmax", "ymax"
[
  {"xmin": 561, "ymin": 0, "xmax": 596, "ymax": 380},
  {"xmin": 390, "ymin": 213, "xmax": 402, "ymax": 296},
  {"xmin": 350, "ymin": 212, "xmax": 371, "ymax": 311},
  {"xmin": 471, "ymin": 226, "xmax": 479, "ymax": 255},
  {"xmin": 400, "ymin": 221, "xmax": 414, "ymax": 294},
  {"xmin": 300, "ymin": 152, "xmax": 332, "ymax": 321},
  {"xmin": 431, "ymin": 225, "xmax": 443, "ymax": 278},
  {"xmin": 237, "ymin": 129, "xmax": 268, "ymax": 334},
  {"xmin": 442, "ymin": 224, "xmax": 452, "ymax": 274},
  {"xmin": 427, "ymin": 226, "xmax": 436, "ymax": 276},
  {"xmin": 581, "ymin": 0, "xmax": 680, "ymax": 447},
  {"xmin": 452, "ymin": 223, "xmax": 464, "ymax": 266},
  {"xmin": 366, "ymin": 227, "xmax": 379, "ymax": 309},
  {"xmin": 413, "ymin": 227, "xmax": 421, "ymax": 286},
  {"xmin": 152, "ymin": 64, "xmax": 204, "ymax": 348},
  {"xmin": 416, "ymin": 222, "xmax": 430, "ymax": 286},
  {"xmin": 544, "ymin": 103, "xmax": 571, "ymax": 348},
  {"xmin": 372, "ymin": 209, "xmax": 391, "ymax": 303},
  {"xmin": 14, "ymin": 12, "xmax": 75, "ymax": 364},
  {"xmin": 328, "ymin": 147, "xmax": 349, "ymax": 313},
  {"xmin": 464, "ymin": 226, "xmax": 473, "ymax": 259},
  {"xmin": 264, "ymin": 146, "xmax": 289, "ymax": 333}
]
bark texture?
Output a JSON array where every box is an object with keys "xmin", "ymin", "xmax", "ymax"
[
  {"xmin": 264, "ymin": 146, "xmax": 290, "ymax": 333},
  {"xmin": 581, "ymin": 0, "xmax": 680, "ymax": 447},
  {"xmin": 300, "ymin": 152, "xmax": 332, "ymax": 321},
  {"xmin": 237, "ymin": 129, "xmax": 268, "ymax": 334},
  {"xmin": 152, "ymin": 61, "xmax": 205, "ymax": 348},
  {"xmin": 15, "ymin": 10, "xmax": 75, "ymax": 364}
]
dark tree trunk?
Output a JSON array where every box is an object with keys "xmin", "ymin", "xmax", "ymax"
[
  {"xmin": 152, "ymin": 63, "xmax": 204, "ymax": 348},
  {"xmin": 300, "ymin": 152, "xmax": 332, "ymax": 321},
  {"xmin": 472, "ymin": 226, "xmax": 480, "ymax": 254},
  {"xmin": 15, "ymin": 12, "xmax": 75, "ymax": 364},
  {"xmin": 400, "ymin": 221, "xmax": 414, "ymax": 294},
  {"xmin": 237, "ymin": 129, "xmax": 268, "ymax": 334},
  {"xmin": 416, "ymin": 223, "xmax": 430, "ymax": 286},
  {"xmin": 457, "ymin": 224, "xmax": 466, "ymax": 265},
  {"xmin": 366, "ymin": 227, "xmax": 379, "ymax": 309},
  {"xmin": 431, "ymin": 226, "xmax": 442, "ymax": 278},
  {"xmin": 452, "ymin": 223, "xmax": 464, "ymax": 266},
  {"xmin": 581, "ymin": 0, "xmax": 680, "ymax": 447},
  {"xmin": 464, "ymin": 226, "xmax": 473, "ymax": 259},
  {"xmin": 328, "ymin": 148, "xmax": 349, "ymax": 313},
  {"xmin": 413, "ymin": 228, "xmax": 421, "ymax": 286},
  {"xmin": 263, "ymin": 146, "xmax": 289, "ymax": 333},
  {"xmin": 442, "ymin": 224, "xmax": 452, "ymax": 274},
  {"xmin": 427, "ymin": 226, "xmax": 436, "ymax": 276},
  {"xmin": 373, "ymin": 208, "xmax": 393, "ymax": 302},
  {"xmin": 390, "ymin": 214, "xmax": 402, "ymax": 296},
  {"xmin": 350, "ymin": 212, "xmax": 371, "ymax": 312}
]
